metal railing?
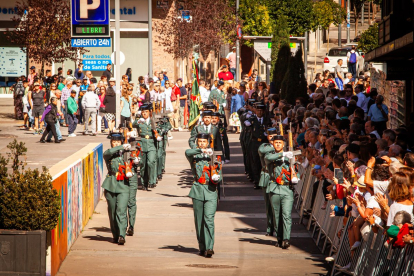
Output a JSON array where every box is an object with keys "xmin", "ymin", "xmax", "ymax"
[{"xmin": 293, "ymin": 166, "xmax": 414, "ymax": 275}]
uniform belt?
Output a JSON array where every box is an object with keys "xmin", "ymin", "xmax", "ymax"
[
  {"xmin": 108, "ymin": 172, "xmax": 116, "ymax": 176},
  {"xmin": 141, "ymin": 135, "xmax": 152, "ymax": 139}
]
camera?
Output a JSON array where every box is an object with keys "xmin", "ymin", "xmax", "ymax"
[{"xmin": 375, "ymin": 156, "xmax": 386, "ymax": 165}]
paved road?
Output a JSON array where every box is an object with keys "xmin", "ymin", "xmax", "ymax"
[{"xmin": 0, "ymin": 99, "xmax": 327, "ymax": 275}]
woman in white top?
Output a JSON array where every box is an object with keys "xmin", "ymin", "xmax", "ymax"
[{"xmin": 386, "ymin": 172, "xmax": 413, "ymax": 227}]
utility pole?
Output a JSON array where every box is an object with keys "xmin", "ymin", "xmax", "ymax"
[
  {"xmin": 338, "ymin": 0, "xmax": 342, "ymax": 46},
  {"xmin": 148, "ymin": 0, "xmax": 153, "ymax": 78},
  {"xmin": 115, "ymin": 0, "xmax": 121, "ymax": 128},
  {"xmin": 235, "ymin": 0, "xmax": 240, "ymax": 82},
  {"xmin": 347, "ymin": 0, "xmax": 350, "ymax": 43}
]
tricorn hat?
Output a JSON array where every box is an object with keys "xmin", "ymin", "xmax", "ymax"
[
  {"xmin": 107, "ymin": 132, "xmax": 124, "ymax": 141},
  {"xmin": 271, "ymin": 135, "xmax": 284, "ymax": 141},
  {"xmin": 140, "ymin": 103, "xmax": 152, "ymax": 111},
  {"xmin": 267, "ymin": 128, "xmax": 278, "ymax": 135},
  {"xmin": 212, "ymin": 112, "xmax": 221, "ymax": 117},
  {"xmin": 202, "ymin": 110, "xmax": 213, "ymax": 117},
  {"xmin": 197, "ymin": 133, "xmax": 211, "ymax": 140}
]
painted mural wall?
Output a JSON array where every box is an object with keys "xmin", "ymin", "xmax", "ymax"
[{"xmin": 49, "ymin": 144, "xmax": 103, "ymax": 276}]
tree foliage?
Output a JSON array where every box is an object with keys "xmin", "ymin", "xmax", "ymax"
[
  {"xmin": 154, "ymin": 0, "xmax": 237, "ymax": 60},
  {"xmin": 0, "ymin": 139, "xmax": 60, "ymax": 231},
  {"xmin": 358, "ymin": 23, "xmax": 379, "ymax": 53},
  {"xmin": 280, "ymin": 47, "xmax": 308, "ymax": 105},
  {"xmin": 272, "ymin": 44, "xmax": 291, "ymax": 94},
  {"xmin": 265, "ymin": 0, "xmax": 314, "ymax": 36},
  {"xmin": 270, "ymin": 14, "xmax": 290, "ymax": 84},
  {"xmin": 312, "ymin": 0, "xmax": 346, "ymax": 31},
  {"xmin": 239, "ymin": 0, "xmax": 273, "ymax": 47},
  {"xmin": 6, "ymin": 0, "xmax": 86, "ymax": 76}
]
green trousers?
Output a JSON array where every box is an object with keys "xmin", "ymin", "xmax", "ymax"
[
  {"xmin": 270, "ymin": 191, "xmax": 294, "ymax": 241},
  {"xmin": 105, "ymin": 190, "xmax": 129, "ymax": 240},
  {"xmin": 263, "ymin": 189, "xmax": 274, "ymax": 234},
  {"xmin": 157, "ymin": 145, "xmax": 164, "ymax": 176},
  {"xmin": 127, "ymin": 176, "xmax": 138, "ymax": 230},
  {"xmin": 192, "ymin": 198, "xmax": 217, "ymax": 251},
  {"xmin": 141, "ymin": 149, "xmax": 157, "ymax": 187}
]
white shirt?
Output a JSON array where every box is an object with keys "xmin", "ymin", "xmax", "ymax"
[
  {"xmin": 200, "ymin": 86, "xmax": 210, "ymax": 103},
  {"xmin": 356, "ymin": 92, "xmax": 368, "ymax": 112},
  {"xmin": 370, "ymin": 130, "xmax": 381, "ymax": 139},
  {"xmin": 153, "ymin": 76, "xmax": 159, "ymax": 82},
  {"xmin": 387, "ymin": 203, "xmax": 413, "ymax": 226},
  {"xmin": 145, "ymin": 118, "xmax": 150, "ymax": 125},
  {"xmin": 257, "ymin": 117, "xmax": 264, "ymax": 125},
  {"xmin": 204, "ymin": 124, "xmax": 211, "ymax": 132},
  {"xmin": 163, "ymin": 88, "xmax": 173, "ymax": 112}
]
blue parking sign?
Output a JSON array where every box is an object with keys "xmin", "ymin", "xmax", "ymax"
[{"xmin": 71, "ymin": 0, "xmax": 110, "ymax": 37}]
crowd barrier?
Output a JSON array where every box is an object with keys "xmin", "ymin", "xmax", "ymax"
[
  {"xmin": 46, "ymin": 143, "xmax": 104, "ymax": 276},
  {"xmin": 293, "ymin": 165, "xmax": 414, "ymax": 276}
]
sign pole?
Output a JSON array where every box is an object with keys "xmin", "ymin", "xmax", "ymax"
[
  {"xmin": 115, "ymin": 0, "xmax": 121, "ymax": 129},
  {"xmin": 148, "ymin": 0, "xmax": 153, "ymax": 78},
  {"xmin": 235, "ymin": 0, "xmax": 240, "ymax": 82}
]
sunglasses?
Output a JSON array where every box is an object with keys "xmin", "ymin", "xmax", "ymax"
[
  {"xmin": 128, "ymin": 89, "xmax": 133, "ymax": 91},
  {"xmin": 155, "ymin": 85, "xmax": 160, "ymax": 87},
  {"xmin": 165, "ymin": 82, "xmax": 170, "ymax": 84}
]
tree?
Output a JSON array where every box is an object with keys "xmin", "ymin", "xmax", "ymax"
[
  {"xmin": 270, "ymin": 14, "xmax": 290, "ymax": 82},
  {"xmin": 358, "ymin": 23, "xmax": 379, "ymax": 52},
  {"xmin": 352, "ymin": 0, "xmax": 365, "ymax": 37},
  {"xmin": 0, "ymin": 140, "xmax": 60, "ymax": 231},
  {"xmin": 6, "ymin": 0, "xmax": 86, "ymax": 77},
  {"xmin": 239, "ymin": 0, "xmax": 273, "ymax": 47},
  {"xmin": 312, "ymin": 0, "xmax": 346, "ymax": 52},
  {"xmin": 280, "ymin": 47, "xmax": 308, "ymax": 105},
  {"xmin": 266, "ymin": 0, "xmax": 314, "ymax": 36},
  {"xmin": 272, "ymin": 44, "xmax": 291, "ymax": 95},
  {"xmin": 154, "ymin": 0, "xmax": 237, "ymax": 61}
]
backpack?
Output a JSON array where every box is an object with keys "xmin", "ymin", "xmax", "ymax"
[
  {"xmin": 349, "ymin": 51, "xmax": 357, "ymax": 63},
  {"xmin": 15, "ymin": 82, "xmax": 25, "ymax": 96}
]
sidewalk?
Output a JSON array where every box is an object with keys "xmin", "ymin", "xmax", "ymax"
[{"xmin": 57, "ymin": 131, "xmax": 327, "ymax": 276}]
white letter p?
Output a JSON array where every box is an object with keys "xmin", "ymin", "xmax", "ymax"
[{"xmin": 80, "ymin": 0, "xmax": 101, "ymax": 19}]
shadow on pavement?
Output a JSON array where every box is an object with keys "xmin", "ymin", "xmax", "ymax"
[
  {"xmin": 83, "ymin": 235, "xmax": 114, "ymax": 243},
  {"xmin": 238, "ymin": 237, "xmax": 275, "ymax": 247},
  {"xmin": 88, "ymin": 227, "xmax": 112, "ymax": 232},
  {"xmin": 159, "ymin": 244, "xmax": 199, "ymax": 255}
]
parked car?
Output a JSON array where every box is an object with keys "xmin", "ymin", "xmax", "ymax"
[{"xmin": 323, "ymin": 45, "xmax": 365, "ymax": 75}]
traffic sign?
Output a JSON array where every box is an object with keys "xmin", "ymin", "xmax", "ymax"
[
  {"xmin": 71, "ymin": 0, "xmax": 110, "ymax": 37},
  {"xmin": 71, "ymin": 38, "xmax": 111, "ymax": 47}
]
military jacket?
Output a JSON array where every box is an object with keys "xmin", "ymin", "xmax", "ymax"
[
  {"xmin": 102, "ymin": 145, "xmax": 132, "ymax": 194},
  {"xmin": 264, "ymin": 151, "xmax": 301, "ymax": 195},
  {"xmin": 185, "ymin": 148, "xmax": 222, "ymax": 201},
  {"xmin": 258, "ymin": 143, "xmax": 275, "ymax": 190},
  {"xmin": 250, "ymin": 116, "xmax": 268, "ymax": 144},
  {"xmin": 189, "ymin": 124, "xmax": 223, "ymax": 152},
  {"xmin": 132, "ymin": 118, "xmax": 156, "ymax": 152},
  {"xmin": 208, "ymin": 89, "xmax": 226, "ymax": 114}
]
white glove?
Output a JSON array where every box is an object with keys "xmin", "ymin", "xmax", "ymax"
[
  {"xmin": 246, "ymin": 114, "xmax": 251, "ymax": 119},
  {"xmin": 157, "ymin": 136, "xmax": 163, "ymax": 141},
  {"xmin": 123, "ymin": 144, "xmax": 131, "ymax": 151},
  {"xmin": 222, "ymin": 103, "xmax": 226, "ymax": 108},
  {"xmin": 244, "ymin": 121, "xmax": 251, "ymax": 127},
  {"xmin": 291, "ymin": 177, "xmax": 299, "ymax": 184},
  {"xmin": 264, "ymin": 132, "xmax": 267, "ymax": 137},
  {"xmin": 247, "ymin": 111, "xmax": 253, "ymax": 115},
  {"xmin": 211, "ymin": 174, "xmax": 220, "ymax": 182},
  {"xmin": 138, "ymin": 118, "xmax": 145, "ymax": 124},
  {"xmin": 133, "ymin": 157, "xmax": 140, "ymax": 164},
  {"xmin": 206, "ymin": 148, "xmax": 213, "ymax": 156},
  {"xmin": 127, "ymin": 130, "xmax": 137, "ymax": 138},
  {"xmin": 283, "ymin": 151, "xmax": 293, "ymax": 159},
  {"xmin": 126, "ymin": 171, "xmax": 133, "ymax": 178}
]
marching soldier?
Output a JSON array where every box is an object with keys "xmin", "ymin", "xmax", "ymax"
[
  {"xmin": 208, "ymin": 80, "xmax": 226, "ymax": 116},
  {"xmin": 211, "ymin": 112, "xmax": 230, "ymax": 163},
  {"xmin": 189, "ymin": 110, "xmax": 223, "ymax": 152},
  {"xmin": 244, "ymin": 103, "xmax": 268, "ymax": 189},
  {"xmin": 258, "ymin": 128, "xmax": 278, "ymax": 236},
  {"xmin": 159, "ymin": 116, "xmax": 172, "ymax": 177},
  {"xmin": 102, "ymin": 132, "xmax": 138, "ymax": 245},
  {"xmin": 126, "ymin": 134, "xmax": 141, "ymax": 237},
  {"xmin": 265, "ymin": 135, "xmax": 300, "ymax": 249},
  {"xmin": 132, "ymin": 103, "xmax": 163, "ymax": 190},
  {"xmin": 185, "ymin": 133, "xmax": 222, "ymax": 257},
  {"xmin": 197, "ymin": 102, "xmax": 217, "ymax": 126}
]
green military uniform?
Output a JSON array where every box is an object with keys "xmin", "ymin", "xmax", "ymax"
[
  {"xmin": 212, "ymin": 112, "xmax": 230, "ymax": 161},
  {"xmin": 238, "ymin": 108, "xmax": 249, "ymax": 172},
  {"xmin": 208, "ymin": 88, "xmax": 226, "ymax": 115},
  {"xmin": 258, "ymin": 142, "xmax": 275, "ymax": 235},
  {"xmin": 265, "ymin": 142, "xmax": 300, "ymax": 247},
  {"xmin": 185, "ymin": 146, "xmax": 222, "ymax": 256},
  {"xmin": 132, "ymin": 109, "xmax": 158, "ymax": 189},
  {"xmin": 128, "ymin": 140, "xmax": 141, "ymax": 235},
  {"xmin": 160, "ymin": 118, "xmax": 172, "ymax": 175},
  {"xmin": 102, "ymin": 140, "xmax": 136, "ymax": 244}
]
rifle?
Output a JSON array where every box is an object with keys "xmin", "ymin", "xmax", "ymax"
[
  {"xmin": 288, "ymin": 122, "xmax": 301, "ymax": 184},
  {"xmin": 210, "ymin": 150, "xmax": 224, "ymax": 200},
  {"xmin": 150, "ymin": 110, "xmax": 160, "ymax": 140},
  {"xmin": 213, "ymin": 99, "xmax": 219, "ymax": 112},
  {"xmin": 123, "ymin": 127, "xmax": 133, "ymax": 178}
]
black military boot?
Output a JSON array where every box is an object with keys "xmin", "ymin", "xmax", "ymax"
[
  {"xmin": 282, "ymin": 240, "xmax": 290, "ymax": 249},
  {"xmin": 118, "ymin": 236, "xmax": 125, "ymax": 245}
]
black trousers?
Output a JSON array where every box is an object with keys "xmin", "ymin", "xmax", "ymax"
[
  {"xmin": 120, "ymin": 115, "xmax": 131, "ymax": 129},
  {"xmin": 41, "ymin": 120, "xmax": 58, "ymax": 141},
  {"xmin": 222, "ymin": 133, "xmax": 230, "ymax": 161}
]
